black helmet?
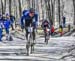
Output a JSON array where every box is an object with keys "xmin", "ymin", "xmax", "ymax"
[{"xmin": 29, "ymin": 8, "xmax": 35, "ymax": 13}]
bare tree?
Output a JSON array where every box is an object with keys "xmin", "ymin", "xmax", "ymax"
[
  {"xmin": 32, "ymin": 0, "xmax": 35, "ymax": 8},
  {"xmin": 58, "ymin": 0, "xmax": 61, "ymax": 27},
  {"xmin": 18, "ymin": 0, "xmax": 22, "ymax": 17},
  {"xmin": 61, "ymin": 0, "xmax": 64, "ymax": 17},
  {"xmin": 45, "ymin": 0, "xmax": 53, "ymax": 25},
  {"xmin": 4, "ymin": 0, "xmax": 6, "ymax": 14},
  {"xmin": 40, "ymin": 0, "xmax": 44, "ymax": 19},
  {"xmin": 9, "ymin": 0, "xmax": 11, "ymax": 14},
  {"xmin": 1, "ymin": 0, "xmax": 4, "ymax": 14},
  {"xmin": 73, "ymin": 0, "xmax": 75, "ymax": 26},
  {"xmin": 51, "ymin": 0, "xmax": 55, "ymax": 25},
  {"xmin": 26, "ymin": 0, "xmax": 30, "ymax": 9}
]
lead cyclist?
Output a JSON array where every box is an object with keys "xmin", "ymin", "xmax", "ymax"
[{"xmin": 21, "ymin": 8, "xmax": 39, "ymax": 44}]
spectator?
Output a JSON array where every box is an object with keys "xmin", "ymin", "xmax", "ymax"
[
  {"xmin": 0, "ymin": 14, "xmax": 3, "ymax": 41},
  {"xmin": 10, "ymin": 14, "xmax": 15, "ymax": 30},
  {"xmin": 51, "ymin": 25, "xmax": 55, "ymax": 36},
  {"xmin": 62, "ymin": 16, "xmax": 66, "ymax": 27},
  {"xmin": 3, "ymin": 14, "xmax": 11, "ymax": 40},
  {"xmin": 59, "ymin": 25, "xmax": 63, "ymax": 36}
]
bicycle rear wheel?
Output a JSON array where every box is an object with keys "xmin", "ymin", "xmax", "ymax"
[
  {"xmin": 45, "ymin": 32, "xmax": 49, "ymax": 44},
  {"xmin": 30, "ymin": 33, "xmax": 34, "ymax": 54},
  {"xmin": 26, "ymin": 34, "xmax": 31, "ymax": 56}
]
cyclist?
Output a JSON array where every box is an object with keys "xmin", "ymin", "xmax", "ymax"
[
  {"xmin": 21, "ymin": 8, "xmax": 38, "ymax": 44},
  {"xmin": 3, "ymin": 14, "xmax": 12, "ymax": 40},
  {"xmin": 41, "ymin": 19, "xmax": 51, "ymax": 42},
  {"xmin": 41, "ymin": 19, "xmax": 50, "ymax": 32},
  {"xmin": 0, "ymin": 14, "xmax": 3, "ymax": 41}
]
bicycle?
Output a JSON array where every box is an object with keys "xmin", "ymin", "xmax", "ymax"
[
  {"xmin": 26, "ymin": 24, "xmax": 34, "ymax": 56},
  {"xmin": 44, "ymin": 27, "xmax": 50, "ymax": 44}
]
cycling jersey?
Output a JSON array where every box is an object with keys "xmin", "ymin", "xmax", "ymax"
[{"xmin": 21, "ymin": 10, "xmax": 38, "ymax": 28}]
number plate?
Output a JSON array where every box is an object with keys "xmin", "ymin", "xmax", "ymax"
[
  {"xmin": 28, "ymin": 27, "xmax": 33, "ymax": 32},
  {"xmin": 47, "ymin": 29, "xmax": 50, "ymax": 31}
]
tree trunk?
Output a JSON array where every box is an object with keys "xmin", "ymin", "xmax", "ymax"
[
  {"xmin": 18, "ymin": 0, "xmax": 22, "ymax": 17},
  {"xmin": 51, "ymin": 0, "xmax": 55, "ymax": 25},
  {"xmin": 9, "ymin": 0, "xmax": 11, "ymax": 15},
  {"xmin": 41, "ymin": 0, "xmax": 44, "ymax": 19},
  {"xmin": 73, "ymin": 0, "xmax": 75, "ymax": 26},
  {"xmin": 4, "ymin": 0, "xmax": 6, "ymax": 14},
  {"xmin": 32, "ymin": 0, "xmax": 35, "ymax": 8},
  {"xmin": 45, "ymin": 0, "xmax": 50, "ymax": 20},
  {"xmin": 58, "ymin": 0, "xmax": 61, "ymax": 27},
  {"xmin": 1, "ymin": 0, "xmax": 4, "ymax": 14},
  {"xmin": 47, "ymin": 0, "xmax": 53, "ymax": 25},
  {"xmin": 27, "ymin": 0, "xmax": 30, "ymax": 9}
]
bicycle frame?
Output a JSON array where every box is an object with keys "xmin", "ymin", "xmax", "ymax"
[
  {"xmin": 44, "ymin": 27, "xmax": 50, "ymax": 44},
  {"xmin": 26, "ymin": 24, "xmax": 34, "ymax": 56}
]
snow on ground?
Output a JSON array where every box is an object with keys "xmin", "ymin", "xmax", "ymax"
[{"xmin": 0, "ymin": 31, "xmax": 75, "ymax": 61}]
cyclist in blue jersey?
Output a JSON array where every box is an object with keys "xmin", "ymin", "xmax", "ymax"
[{"xmin": 21, "ymin": 8, "xmax": 38, "ymax": 43}]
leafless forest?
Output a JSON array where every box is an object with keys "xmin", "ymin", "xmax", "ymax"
[{"xmin": 0, "ymin": 0, "xmax": 75, "ymax": 27}]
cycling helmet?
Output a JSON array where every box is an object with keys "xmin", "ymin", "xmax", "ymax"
[
  {"xmin": 29, "ymin": 8, "xmax": 35, "ymax": 13},
  {"xmin": 6, "ymin": 13, "xmax": 9, "ymax": 16}
]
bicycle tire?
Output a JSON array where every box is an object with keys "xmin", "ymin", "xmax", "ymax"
[{"xmin": 26, "ymin": 34, "xmax": 31, "ymax": 56}]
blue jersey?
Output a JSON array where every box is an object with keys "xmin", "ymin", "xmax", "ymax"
[
  {"xmin": 3, "ymin": 19, "xmax": 11, "ymax": 29},
  {"xmin": 21, "ymin": 10, "xmax": 38, "ymax": 28},
  {"xmin": 0, "ymin": 21, "xmax": 3, "ymax": 29},
  {"xmin": 0, "ymin": 18, "xmax": 3, "ymax": 29},
  {"xmin": 0, "ymin": 22, "xmax": 3, "ymax": 41}
]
